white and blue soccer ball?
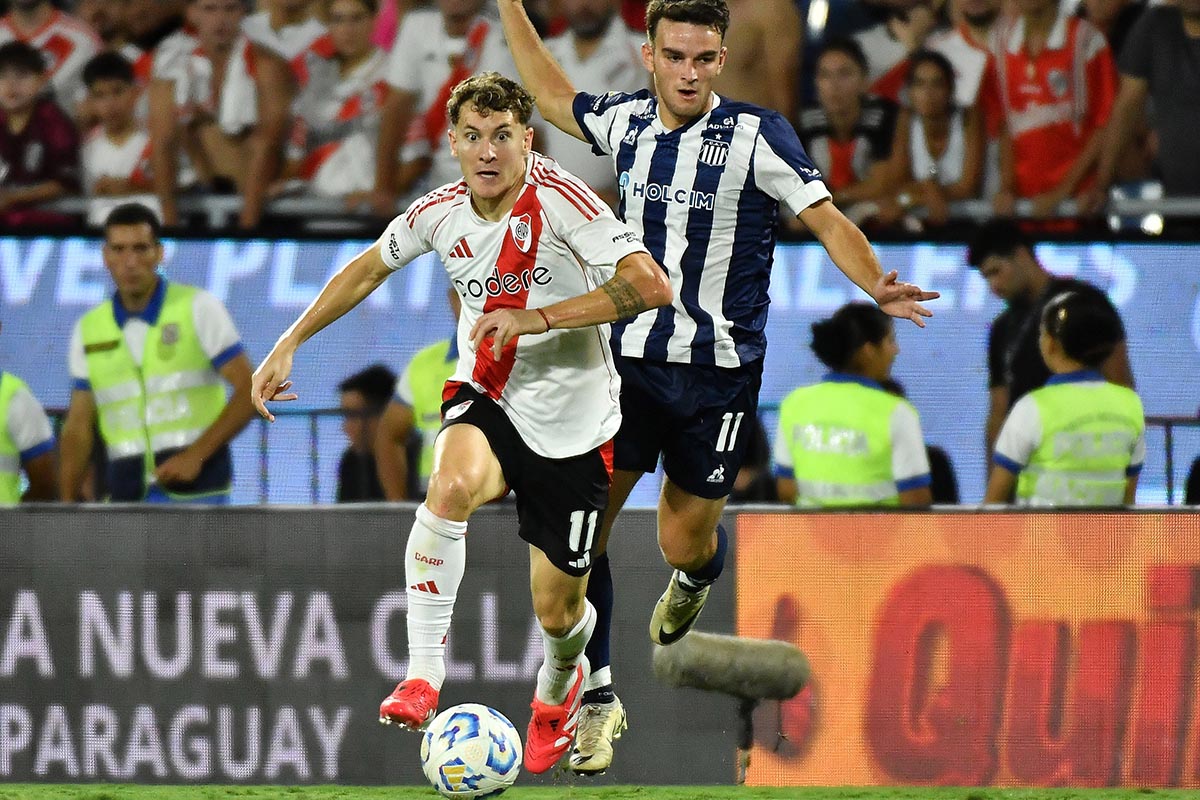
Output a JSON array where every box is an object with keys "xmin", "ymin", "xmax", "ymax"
[{"xmin": 420, "ymin": 703, "xmax": 522, "ymax": 798}]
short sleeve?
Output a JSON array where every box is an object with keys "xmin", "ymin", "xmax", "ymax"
[
  {"xmin": 192, "ymin": 290, "xmax": 244, "ymax": 368},
  {"xmin": 378, "ymin": 202, "xmax": 434, "ymax": 270},
  {"xmin": 68, "ymin": 319, "xmax": 90, "ymax": 389},
  {"xmin": 771, "ymin": 413, "xmax": 794, "ymax": 477},
  {"xmin": 752, "ymin": 111, "xmax": 832, "ymax": 217},
  {"xmin": 890, "ymin": 401, "xmax": 932, "ymax": 491},
  {"xmin": 572, "ymin": 90, "xmax": 643, "ymax": 157},
  {"xmin": 993, "ymin": 394, "xmax": 1042, "ymax": 474},
  {"xmin": 539, "ymin": 170, "xmax": 648, "ymax": 269},
  {"xmin": 7, "ymin": 383, "xmax": 54, "ymax": 461},
  {"xmin": 394, "ymin": 369, "xmax": 414, "ymax": 407}
]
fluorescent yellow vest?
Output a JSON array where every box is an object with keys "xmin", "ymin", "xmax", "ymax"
[
  {"xmin": 1017, "ymin": 378, "xmax": 1144, "ymax": 506},
  {"xmin": 405, "ymin": 339, "xmax": 457, "ymax": 483},
  {"xmin": 0, "ymin": 372, "xmax": 25, "ymax": 505},
  {"xmin": 79, "ymin": 282, "xmax": 227, "ymax": 499},
  {"xmin": 777, "ymin": 377, "xmax": 911, "ymax": 507}
]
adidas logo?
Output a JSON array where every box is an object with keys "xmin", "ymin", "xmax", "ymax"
[
  {"xmin": 706, "ymin": 465, "xmax": 725, "ymax": 484},
  {"xmin": 410, "ymin": 581, "xmax": 441, "ymax": 594},
  {"xmin": 448, "ymin": 237, "xmax": 474, "ymax": 259}
]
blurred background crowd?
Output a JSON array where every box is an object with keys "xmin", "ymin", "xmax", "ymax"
[{"xmin": 1, "ymin": 0, "xmax": 1197, "ymax": 235}]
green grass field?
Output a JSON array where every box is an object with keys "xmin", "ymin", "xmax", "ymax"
[{"xmin": 0, "ymin": 787, "xmax": 1195, "ymax": 800}]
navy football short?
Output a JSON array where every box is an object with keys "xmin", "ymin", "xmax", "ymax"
[
  {"xmin": 440, "ymin": 384, "xmax": 612, "ymax": 577},
  {"xmin": 613, "ymin": 357, "xmax": 763, "ymax": 499}
]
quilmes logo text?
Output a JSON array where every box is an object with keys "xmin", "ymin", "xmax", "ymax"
[{"xmin": 619, "ymin": 172, "xmax": 715, "ymax": 210}]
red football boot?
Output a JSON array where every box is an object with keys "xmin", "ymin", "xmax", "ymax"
[
  {"xmin": 379, "ymin": 678, "xmax": 439, "ymax": 730},
  {"xmin": 524, "ymin": 663, "xmax": 587, "ymax": 774}
]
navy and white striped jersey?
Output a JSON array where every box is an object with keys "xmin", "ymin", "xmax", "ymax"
[{"xmin": 572, "ymin": 90, "xmax": 831, "ymax": 367}]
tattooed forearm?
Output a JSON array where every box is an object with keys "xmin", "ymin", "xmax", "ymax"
[{"xmin": 601, "ymin": 275, "xmax": 649, "ymax": 320}]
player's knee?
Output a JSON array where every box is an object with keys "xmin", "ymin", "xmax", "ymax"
[
  {"xmin": 424, "ymin": 470, "xmax": 481, "ymax": 518},
  {"xmin": 532, "ymin": 592, "xmax": 585, "ymax": 637},
  {"xmin": 659, "ymin": 532, "xmax": 717, "ymax": 572}
]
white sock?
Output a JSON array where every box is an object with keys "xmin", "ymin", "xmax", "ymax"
[
  {"xmin": 536, "ymin": 601, "xmax": 595, "ymax": 705},
  {"xmin": 584, "ymin": 666, "xmax": 612, "ymax": 693},
  {"xmin": 405, "ymin": 504, "xmax": 467, "ymax": 691}
]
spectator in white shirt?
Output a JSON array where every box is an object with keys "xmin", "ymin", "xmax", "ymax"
[
  {"xmin": 542, "ymin": 0, "xmax": 646, "ymax": 208},
  {"xmin": 81, "ymin": 52, "xmax": 161, "ymax": 226},
  {"xmin": 243, "ymin": 0, "xmax": 328, "ymax": 60}
]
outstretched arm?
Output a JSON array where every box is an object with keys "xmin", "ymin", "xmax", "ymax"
[
  {"xmin": 470, "ymin": 251, "xmax": 672, "ymax": 358},
  {"xmin": 798, "ymin": 199, "xmax": 939, "ymax": 326},
  {"xmin": 252, "ymin": 245, "xmax": 395, "ymax": 420},
  {"xmin": 496, "ymin": 0, "xmax": 587, "ymax": 141}
]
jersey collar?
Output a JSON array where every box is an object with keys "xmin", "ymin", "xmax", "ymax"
[
  {"xmin": 112, "ymin": 277, "xmax": 167, "ymax": 328},
  {"xmin": 651, "ymin": 92, "xmax": 721, "ymax": 137},
  {"xmin": 1046, "ymin": 369, "xmax": 1103, "ymax": 385},
  {"xmin": 825, "ymin": 372, "xmax": 884, "ymax": 391}
]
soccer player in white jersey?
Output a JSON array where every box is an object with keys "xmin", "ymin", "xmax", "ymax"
[
  {"xmin": 250, "ymin": 72, "xmax": 672, "ymax": 775},
  {"xmin": 498, "ymin": 0, "xmax": 940, "ymax": 773}
]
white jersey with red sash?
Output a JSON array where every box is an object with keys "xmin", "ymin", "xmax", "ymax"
[
  {"xmin": 153, "ymin": 32, "xmax": 259, "ymax": 135},
  {"xmin": 378, "ymin": 152, "xmax": 650, "ymax": 458},
  {"xmin": 384, "ymin": 10, "xmax": 519, "ymax": 188},
  {"xmin": 289, "ymin": 35, "xmax": 388, "ymax": 196}
]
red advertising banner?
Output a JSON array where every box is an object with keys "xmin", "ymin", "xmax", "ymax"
[{"xmin": 736, "ymin": 512, "xmax": 1200, "ymax": 787}]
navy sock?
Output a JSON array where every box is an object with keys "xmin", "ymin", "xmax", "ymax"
[
  {"xmin": 681, "ymin": 523, "xmax": 728, "ymax": 590},
  {"xmin": 584, "ymin": 552, "xmax": 613, "ymax": 676}
]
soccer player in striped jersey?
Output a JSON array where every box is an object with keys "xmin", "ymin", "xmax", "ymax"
[
  {"xmin": 251, "ymin": 72, "xmax": 673, "ymax": 775},
  {"xmin": 498, "ymin": 0, "xmax": 940, "ymax": 774}
]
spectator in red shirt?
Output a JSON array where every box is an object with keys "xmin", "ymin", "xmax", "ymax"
[
  {"xmin": 992, "ymin": 0, "xmax": 1117, "ymax": 218},
  {"xmin": 0, "ymin": 40, "xmax": 80, "ymax": 227}
]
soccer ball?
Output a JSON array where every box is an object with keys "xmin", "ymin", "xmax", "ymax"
[{"xmin": 420, "ymin": 703, "xmax": 522, "ymax": 798}]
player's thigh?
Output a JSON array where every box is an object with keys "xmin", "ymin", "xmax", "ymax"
[
  {"xmin": 612, "ymin": 358, "xmax": 670, "ymax": 475},
  {"xmin": 528, "ymin": 545, "xmax": 589, "ymax": 636},
  {"xmin": 513, "ymin": 443, "xmax": 611, "ymax": 585},
  {"xmin": 660, "ymin": 364, "xmax": 762, "ymax": 501},
  {"xmin": 426, "ymin": 423, "xmax": 507, "ymax": 519},
  {"xmin": 595, "ymin": 468, "xmax": 642, "ymax": 554}
]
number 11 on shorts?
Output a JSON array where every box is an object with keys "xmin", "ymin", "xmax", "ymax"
[
  {"xmin": 716, "ymin": 412, "xmax": 744, "ymax": 452},
  {"xmin": 568, "ymin": 510, "xmax": 598, "ymax": 570}
]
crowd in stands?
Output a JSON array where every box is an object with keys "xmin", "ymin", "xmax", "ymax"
[{"xmin": 0, "ymin": 0, "xmax": 1197, "ymax": 232}]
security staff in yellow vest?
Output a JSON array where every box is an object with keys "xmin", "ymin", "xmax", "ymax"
[
  {"xmin": 0, "ymin": 357, "xmax": 56, "ymax": 504},
  {"xmin": 773, "ymin": 302, "xmax": 933, "ymax": 507},
  {"xmin": 375, "ymin": 288, "xmax": 460, "ymax": 501},
  {"xmin": 58, "ymin": 203, "xmax": 256, "ymax": 503},
  {"xmin": 986, "ymin": 291, "xmax": 1144, "ymax": 506}
]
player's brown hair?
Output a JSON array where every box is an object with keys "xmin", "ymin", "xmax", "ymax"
[
  {"xmin": 645, "ymin": 0, "xmax": 729, "ymax": 43},
  {"xmin": 447, "ymin": 72, "xmax": 535, "ymax": 127}
]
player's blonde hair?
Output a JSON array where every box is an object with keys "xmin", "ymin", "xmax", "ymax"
[{"xmin": 446, "ymin": 72, "xmax": 535, "ymax": 127}]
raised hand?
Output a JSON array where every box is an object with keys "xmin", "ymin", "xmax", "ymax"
[
  {"xmin": 251, "ymin": 348, "xmax": 299, "ymax": 422},
  {"xmin": 871, "ymin": 270, "xmax": 940, "ymax": 328}
]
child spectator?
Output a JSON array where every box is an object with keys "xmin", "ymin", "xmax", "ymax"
[
  {"xmin": 81, "ymin": 51, "xmax": 159, "ymax": 226},
  {"xmin": 0, "ymin": 41, "xmax": 80, "ymax": 228},
  {"xmin": 0, "ymin": 0, "xmax": 102, "ymax": 115}
]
